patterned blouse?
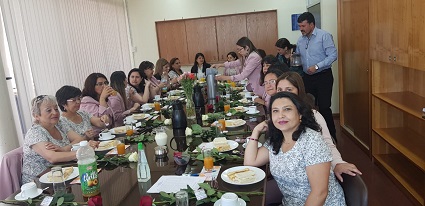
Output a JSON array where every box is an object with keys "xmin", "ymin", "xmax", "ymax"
[
  {"xmin": 264, "ymin": 128, "xmax": 346, "ymax": 205},
  {"xmin": 22, "ymin": 124, "xmax": 71, "ymax": 184},
  {"xmin": 59, "ymin": 111, "xmax": 92, "ymax": 137}
]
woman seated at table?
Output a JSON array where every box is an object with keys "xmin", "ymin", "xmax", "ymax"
[
  {"xmin": 212, "ymin": 37, "xmax": 265, "ymax": 97},
  {"xmin": 223, "ymin": 52, "xmax": 242, "ymax": 76},
  {"xmin": 154, "ymin": 58, "xmax": 178, "ymax": 89},
  {"xmin": 110, "ymin": 71, "xmax": 141, "ymax": 113},
  {"xmin": 244, "ymin": 92, "xmax": 346, "ymax": 205},
  {"xmin": 190, "ymin": 53, "xmax": 211, "ymax": 79},
  {"xmin": 55, "ymin": 85, "xmax": 110, "ymax": 139},
  {"xmin": 275, "ymin": 71, "xmax": 362, "ymax": 180},
  {"xmin": 80, "ymin": 73, "xmax": 129, "ymax": 128},
  {"xmin": 169, "ymin": 57, "xmax": 184, "ymax": 78},
  {"xmin": 22, "ymin": 95, "xmax": 98, "ymax": 184},
  {"xmin": 128, "ymin": 68, "xmax": 151, "ymax": 104},
  {"xmin": 259, "ymin": 55, "xmax": 280, "ymax": 86},
  {"xmin": 139, "ymin": 61, "xmax": 166, "ymax": 100},
  {"xmin": 254, "ymin": 65, "xmax": 288, "ymax": 108}
]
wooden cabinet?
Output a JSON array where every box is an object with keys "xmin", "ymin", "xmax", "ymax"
[
  {"xmin": 216, "ymin": 14, "xmax": 247, "ymax": 61},
  {"xmin": 370, "ymin": 0, "xmax": 410, "ymax": 67},
  {"xmin": 156, "ymin": 11, "xmax": 277, "ymax": 65},
  {"xmin": 156, "ymin": 21, "xmax": 190, "ymax": 65},
  {"xmin": 338, "ymin": 0, "xmax": 371, "ymax": 151},
  {"xmin": 246, "ymin": 11, "xmax": 278, "ymax": 56},
  {"xmin": 409, "ymin": 0, "xmax": 425, "ymax": 71},
  {"xmin": 371, "ymin": 61, "xmax": 425, "ymax": 205},
  {"xmin": 185, "ymin": 17, "xmax": 218, "ymax": 63}
]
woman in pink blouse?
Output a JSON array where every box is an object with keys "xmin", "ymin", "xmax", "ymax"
[
  {"xmin": 213, "ymin": 37, "xmax": 265, "ymax": 97},
  {"xmin": 139, "ymin": 61, "xmax": 166, "ymax": 100}
]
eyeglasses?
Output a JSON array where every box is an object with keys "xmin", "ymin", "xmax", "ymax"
[
  {"xmin": 95, "ymin": 81, "xmax": 109, "ymax": 86},
  {"xmin": 67, "ymin": 96, "xmax": 82, "ymax": 103},
  {"xmin": 263, "ymin": 79, "xmax": 277, "ymax": 86}
]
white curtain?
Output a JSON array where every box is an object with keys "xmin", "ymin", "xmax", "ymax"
[{"xmin": 1, "ymin": 0, "xmax": 132, "ymax": 132}]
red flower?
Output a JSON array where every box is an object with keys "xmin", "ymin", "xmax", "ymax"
[
  {"xmin": 188, "ymin": 73, "xmax": 195, "ymax": 80},
  {"xmin": 88, "ymin": 195, "xmax": 102, "ymax": 206},
  {"xmin": 140, "ymin": 195, "xmax": 153, "ymax": 206}
]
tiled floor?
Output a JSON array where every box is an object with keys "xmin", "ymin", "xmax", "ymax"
[{"xmin": 335, "ymin": 120, "xmax": 416, "ymax": 206}]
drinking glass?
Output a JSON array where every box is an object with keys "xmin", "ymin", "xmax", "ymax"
[
  {"xmin": 224, "ymin": 104, "xmax": 231, "ymax": 113},
  {"xmin": 117, "ymin": 143, "xmax": 126, "ymax": 155},
  {"xmin": 203, "ymin": 148, "xmax": 214, "ymax": 172},
  {"xmin": 126, "ymin": 122, "xmax": 134, "ymax": 136},
  {"xmin": 218, "ymin": 119, "xmax": 226, "ymax": 131},
  {"xmin": 175, "ymin": 190, "xmax": 189, "ymax": 206},
  {"xmin": 51, "ymin": 166, "xmax": 66, "ymax": 196},
  {"xmin": 154, "ymin": 101, "xmax": 161, "ymax": 111}
]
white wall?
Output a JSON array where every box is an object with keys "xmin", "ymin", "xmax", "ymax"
[{"xmin": 125, "ymin": 0, "xmax": 339, "ymax": 113}]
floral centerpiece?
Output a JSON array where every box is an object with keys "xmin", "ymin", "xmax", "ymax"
[{"xmin": 179, "ymin": 72, "xmax": 196, "ymax": 124}]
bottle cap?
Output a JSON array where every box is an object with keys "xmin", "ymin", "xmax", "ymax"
[
  {"xmin": 80, "ymin": 140, "xmax": 88, "ymax": 146},
  {"xmin": 138, "ymin": 142, "xmax": 144, "ymax": 150}
]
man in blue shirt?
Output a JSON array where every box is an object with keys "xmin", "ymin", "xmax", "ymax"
[{"xmin": 296, "ymin": 12, "xmax": 338, "ymax": 142}]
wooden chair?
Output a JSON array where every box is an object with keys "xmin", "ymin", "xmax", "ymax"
[{"xmin": 338, "ymin": 174, "xmax": 368, "ymax": 206}]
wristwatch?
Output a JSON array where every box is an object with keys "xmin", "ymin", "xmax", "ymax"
[{"xmin": 315, "ymin": 65, "xmax": 319, "ymax": 70}]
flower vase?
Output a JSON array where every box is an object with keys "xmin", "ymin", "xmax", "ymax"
[{"xmin": 185, "ymin": 97, "xmax": 196, "ymax": 126}]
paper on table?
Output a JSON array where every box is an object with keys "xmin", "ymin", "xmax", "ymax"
[
  {"xmin": 147, "ymin": 175, "xmax": 206, "ymax": 193},
  {"xmin": 106, "ymin": 145, "xmax": 130, "ymax": 155},
  {"xmin": 199, "ymin": 166, "xmax": 221, "ymax": 181}
]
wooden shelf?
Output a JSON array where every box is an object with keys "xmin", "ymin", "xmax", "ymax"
[
  {"xmin": 373, "ymin": 127, "xmax": 425, "ymax": 171},
  {"xmin": 374, "ymin": 154, "xmax": 425, "ymax": 205},
  {"xmin": 373, "ymin": 92, "xmax": 425, "ymax": 120}
]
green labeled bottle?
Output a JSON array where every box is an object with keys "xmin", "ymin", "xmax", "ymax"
[{"xmin": 76, "ymin": 141, "xmax": 100, "ymax": 197}]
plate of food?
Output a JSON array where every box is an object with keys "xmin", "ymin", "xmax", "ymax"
[
  {"xmin": 238, "ymin": 98, "xmax": 251, "ymax": 104},
  {"xmin": 232, "ymin": 106, "xmax": 248, "ymax": 112},
  {"xmin": 110, "ymin": 126, "xmax": 136, "ymax": 135},
  {"xmin": 221, "ymin": 166, "xmax": 265, "ymax": 185},
  {"xmin": 142, "ymin": 103, "xmax": 155, "ymax": 108},
  {"xmin": 132, "ymin": 113, "xmax": 151, "ymax": 120},
  {"xmin": 39, "ymin": 167, "xmax": 79, "ymax": 183},
  {"xmin": 225, "ymin": 119, "xmax": 246, "ymax": 128},
  {"xmin": 95, "ymin": 140, "xmax": 121, "ymax": 152},
  {"xmin": 203, "ymin": 138, "xmax": 238, "ymax": 152}
]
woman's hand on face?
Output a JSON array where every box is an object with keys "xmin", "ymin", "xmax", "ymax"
[
  {"xmin": 88, "ymin": 140, "xmax": 100, "ymax": 149},
  {"xmin": 100, "ymin": 86, "xmax": 114, "ymax": 99},
  {"xmin": 45, "ymin": 142, "xmax": 61, "ymax": 151}
]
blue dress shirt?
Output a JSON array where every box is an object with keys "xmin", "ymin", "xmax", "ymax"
[{"xmin": 296, "ymin": 27, "xmax": 337, "ymax": 74}]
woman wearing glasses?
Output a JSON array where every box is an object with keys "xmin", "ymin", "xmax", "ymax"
[
  {"xmin": 22, "ymin": 95, "xmax": 98, "ymax": 184},
  {"xmin": 80, "ymin": 73, "xmax": 129, "ymax": 129},
  {"xmin": 212, "ymin": 37, "xmax": 265, "ymax": 97},
  {"xmin": 56, "ymin": 85, "xmax": 110, "ymax": 140},
  {"xmin": 254, "ymin": 64, "xmax": 288, "ymax": 108}
]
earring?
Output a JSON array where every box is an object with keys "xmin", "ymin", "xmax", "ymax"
[{"xmin": 299, "ymin": 118, "xmax": 302, "ymax": 123}]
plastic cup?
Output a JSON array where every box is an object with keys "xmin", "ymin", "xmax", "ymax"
[{"xmin": 203, "ymin": 149, "xmax": 214, "ymax": 172}]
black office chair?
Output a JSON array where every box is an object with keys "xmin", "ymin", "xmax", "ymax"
[{"xmin": 338, "ymin": 174, "xmax": 368, "ymax": 206}]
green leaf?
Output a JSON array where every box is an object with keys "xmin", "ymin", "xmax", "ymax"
[
  {"xmin": 72, "ymin": 203, "xmax": 78, "ymax": 206},
  {"xmin": 206, "ymin": 189, "xmax": 216, "ymax": 196},
  {"xmin": 240, "ymin": 195, "xmax": 250, "ymax": 202},
  {"xmin": 217, "ymin": 192, "xmax": 223, "ymax": 198},
  {"xmin": 57, "ymin": 197, "xmax": 64, "ymax": 205},
  {"xmin": 196, "ymin": 154, "xmax": 204, "ymax": 161},
  {"xmin": 211, "ymin": 197, "xmax": 218, "ymax": 202},
  {"xmin": 198, "ymin": 183, "xmax": 212, "ymax": 190},
  {"xmin": 191, "ymin": 124, "xmax": 203, "ymax": 134},
  {"xmin": 27, "ymin": 198, "xmax": 32, "ymax": 204},
  {"xmin": 63, "ymin": 193, "xmax": 75, "ymax": 202}
]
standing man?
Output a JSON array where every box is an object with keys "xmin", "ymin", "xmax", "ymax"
[{"xmin": 296, "ymin": 12, "xmax": 338, "ymax": 142}]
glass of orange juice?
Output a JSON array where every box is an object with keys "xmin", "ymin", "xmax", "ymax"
[
  {"xmin": 203, "ymin": 149, "xmax": 214, "ymax": 171},
  {"xmin": 229, "ymin": 81, "xmax": 236, "ymax": 87},
  {"xmin": 117, "ymin": 143, "xmax": 126, "ymax": 156},
  {"xmin": 224, "ymin": 104, "xmax": 231, "ymax": 113},
  {"xmin": 218, "ymin": 119, "xmax": 226, "ymax": 131},
  {"xmin": 154, "ymin": 101, "xmax": 161, "ymax": 111},
  {"xmin": 126, "ymin": 124, "xmax": 134, "ymax": 136}
]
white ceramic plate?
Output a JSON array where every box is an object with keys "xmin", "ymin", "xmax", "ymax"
[
  {"xmin": 225, "ymin": 119, "xmax": 246, "ymax": 128},
  {"xmin": 132, "ymin": 113, "xmax": 151, "ymax": 120},
  {"xmin": 95, "ymin": 140, "xmax": 121, "ymax": 151},
  {"xmin": 110, "ymin": 126, "xmax": 136, "ymax": 135},
  {"xmin": 246, "ymin": 110, "xmax": 260, "ymax": 115},
  {"xmin": 140, "ymin": 107, "xmax": 152, "ymax": 112},
  {"xmin": 232, "ymin": 106, "xmax": 248, "ymax": 112},
  {"xmin": 39, "ymin": 167, "xmax": 79, "ymax": 184},
  {"xmin": 242, "ymin": 142, "xmax": 263, "ymax": 148},
  {"xmin": 99, "ymin": 134, "xmax": 116, "ymax": 141},
  {"xmin": 203, "ymin": 140, "xmax": 238, "ymax": 152},
  {"xmin": 221, "ymin": 166, "xmax": 265, "ymax": 185},
  {"xmin": 237, "ymin": 99, "xmax": 251, "ymax": 104},
  {"xmin": 213, "ymin": 198, "xmax": 246, "ymax": 206},
  {"xmin": 15, "ymin": 188, "xmax": 43, "ymax": 200}
]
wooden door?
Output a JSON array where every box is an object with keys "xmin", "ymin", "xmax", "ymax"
[
  {"xmin": 185, "ymin": 17, "xmax": 218, "ymax": 63},
  {"xmin": 216, "ymin": 14, "xmax": 247, "ymax": 62},
  {"xmin": 246, "ymin": 11, "xmax": 278, "ymax": 56},
  {"xmin": 369, "ymin": 0, "xmax": 392, "ymax": 63},
  {"xmin": 391, "ymin": 0, "xmax": 411, "ymax": 67},
  {"xmin": 409, "ymin": 0, "xmax": 425, "ymax": 71},
  {"xmin": 338, "ymin": 0, "xmax": 371, "ymax": 151},
  {"xmin": 156, "ymin": 21, "xmax": 190, "ymax": 65}
]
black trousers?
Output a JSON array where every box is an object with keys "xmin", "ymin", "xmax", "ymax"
[{"xmin": 303, "ymin": 69, "xmax": 337, "ymax": 142}]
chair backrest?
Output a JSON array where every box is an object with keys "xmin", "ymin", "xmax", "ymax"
[
  {"xmin": 0, "ymin": 146, "xmax": 23, "ymax": 199},
  {"xmin": 339, "ymin": 174, "xmax": 368, "ymax": 206}
]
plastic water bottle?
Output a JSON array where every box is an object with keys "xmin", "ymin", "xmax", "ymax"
[
  {"xmin": 76, "ymin": 141, "xmax": 100, "ymax": 197},
  {"xmin": 137, "ymin": 143, "xmax": 151, "ymax": 182}
]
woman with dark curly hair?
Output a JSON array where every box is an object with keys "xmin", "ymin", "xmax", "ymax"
[{"xmin": 244, "ymin": 92, "xmax": 345, "ymax": 205}]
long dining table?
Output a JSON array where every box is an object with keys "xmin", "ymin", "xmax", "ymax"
[{"xmin": 3, "ymin": 111, "xmax": 268, "ymax": 206}]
